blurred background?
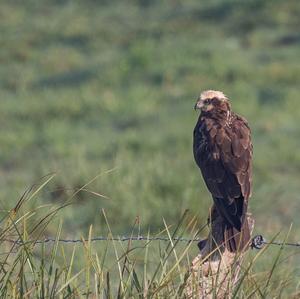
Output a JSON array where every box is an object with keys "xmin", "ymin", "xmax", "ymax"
[{"xmin": 0, "ymin": 0, "xmax": 300, "ymax": 268}]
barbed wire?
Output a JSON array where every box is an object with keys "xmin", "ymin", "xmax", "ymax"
[
  {"xmin": 251, "ymin": 235, "xmax": 300, "ymax": 249},
  {"xmin": 1, "ymin": 234, "xmax": 300, "ymax": 249},
  {"xmin": 3, "ymin": 236, "xmax": 201, "ymax": 245}
]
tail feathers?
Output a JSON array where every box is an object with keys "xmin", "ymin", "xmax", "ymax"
[{"xmin": 224, "ymin": 220, "xmax": 250, "ymax": 252}]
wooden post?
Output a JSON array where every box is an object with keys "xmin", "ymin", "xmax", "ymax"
[{"xmin": 186, "ymin": 213, "xmax": 254, "ymax": 298}]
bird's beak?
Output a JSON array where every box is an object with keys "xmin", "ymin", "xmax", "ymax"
[{"xmin": 194, "ymin": 99, "xmax": 204, "ymax": 111}]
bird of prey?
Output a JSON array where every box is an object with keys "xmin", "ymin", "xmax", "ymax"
[{"xmin": 193, "ymin": 90, "xmax": 252, "ymax": 252}]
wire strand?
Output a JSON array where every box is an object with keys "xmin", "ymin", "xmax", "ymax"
[
  {"xmin": 3, "ymin": 236, "xmax": 202, "ymax": 245},
  {"xmin": 2, "ymin": 234, "xmax": 299, "ymax": 248}
]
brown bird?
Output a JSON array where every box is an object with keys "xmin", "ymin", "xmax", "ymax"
[{"xmin": 193, "ymin": 90, "xmax": 252, "ymax": 252}]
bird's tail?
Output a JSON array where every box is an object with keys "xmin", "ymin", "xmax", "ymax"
[{"xmin": 224, "ymin": 219, "xmax": 250, "ymax": 252}]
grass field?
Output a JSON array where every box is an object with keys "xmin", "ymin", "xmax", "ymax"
[{"xmin": 0, "ymin": 0, "xmax": 300, "ymax": 297}]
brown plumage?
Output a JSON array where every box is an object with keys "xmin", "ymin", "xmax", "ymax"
[{"xmin": 193, "ymin": 90, "xmax": 252, "ymax": 252}]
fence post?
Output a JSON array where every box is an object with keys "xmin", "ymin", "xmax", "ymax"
[{"xmin": 186, "ymin": 213, "xmax": 254, "ymax": 298}]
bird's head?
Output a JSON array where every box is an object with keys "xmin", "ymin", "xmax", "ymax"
[{"xmin": 194, "ymin": 90, "xmax": 230, "ymax": 114}]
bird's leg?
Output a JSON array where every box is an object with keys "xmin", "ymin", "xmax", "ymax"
[
  {"xmin": 207, "ymin": 204, "xmax": 218, "ymax": 227},
  {"xmin": 198, "ymin": 204, "xmax": 219, "ymax": 253},
  {"xmin": 198, "ymin": 239, "xmax": 207, "ymax": 251}
]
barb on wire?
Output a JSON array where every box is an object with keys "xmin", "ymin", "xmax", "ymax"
[{"xmin": 251, "ymin": 234, "xmax": 300, "ymax": 249}]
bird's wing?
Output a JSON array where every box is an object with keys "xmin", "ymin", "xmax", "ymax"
[
  {"xmin": 194, "ymin": 115, "xmax": 252, "ymax": 229},
  {"xmin": 218, "ymin": 115, "xmax": 252, "ymax": 200}
]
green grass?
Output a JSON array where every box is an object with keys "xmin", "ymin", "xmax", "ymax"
[
  {"xmin": 0, "ymin": 0, "xmax": 300, "ymax": 296},
  {"xmin": 0, "ymin": 183, "xmax": 299, "ymax": 298}
]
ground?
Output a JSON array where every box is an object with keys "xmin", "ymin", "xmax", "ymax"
[{"xmin": 0, "ymin": 1, "xmax": 300, "ymax": 296}]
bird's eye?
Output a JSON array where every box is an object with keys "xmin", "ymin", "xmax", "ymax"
[{"xmin": 204, "ymin": 99, "xmax": 210, "ymax": 104}]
